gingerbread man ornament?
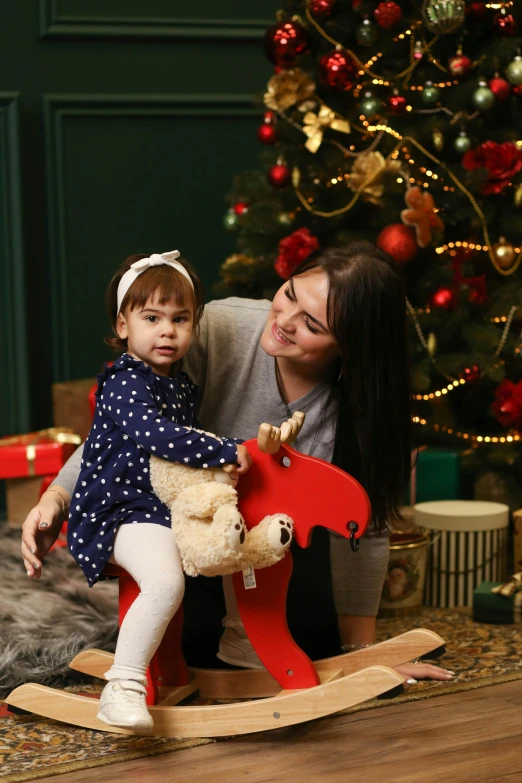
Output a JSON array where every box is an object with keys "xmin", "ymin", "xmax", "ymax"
[{"xmin": 400, "ymin": 185, "xmax": 444, "ymax": 248}]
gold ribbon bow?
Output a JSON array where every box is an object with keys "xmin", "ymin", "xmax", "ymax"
[
  {"xmin": 302, "ymin": 105, "xmax": 350, "ymax": 154},
  {"xmin": 0, "ymin": 427, "xmax": 81, "ymax": 476},
  {"xmin": 491, "ymin": 572, "xmax": 522, "ymax": 599}
]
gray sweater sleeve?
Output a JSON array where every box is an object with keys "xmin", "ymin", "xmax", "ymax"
[{"xmin": 53, "ymin": 443, "xmax": 84, "ymax": 497}]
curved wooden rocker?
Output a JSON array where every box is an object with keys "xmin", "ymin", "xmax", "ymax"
[{"xmin": 7, "ymin": 414, "xmax": 445, "ymax": 737}]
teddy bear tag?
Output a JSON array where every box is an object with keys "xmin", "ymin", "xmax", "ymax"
[{"xmin": 243, "ymin": 565, "xmax": 257, "ymax": 590}]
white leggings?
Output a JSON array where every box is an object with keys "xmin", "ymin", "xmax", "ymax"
[{"xmin": 105, "ymin": 523, "xmax": 184, "ymax": 682}]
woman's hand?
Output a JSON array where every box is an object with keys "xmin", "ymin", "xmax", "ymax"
[
  {"xmin": 395, "ymin": 661, "xmax": 455, "ymax": 684},
  {"xmin": 21, "ymin": 489, "xmax": 68, "ymax": 578}
]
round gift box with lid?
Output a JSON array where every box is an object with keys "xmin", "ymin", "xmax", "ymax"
[{"xmin": 414, "ymin": 500, "xmax": 509, "ymax": 608}]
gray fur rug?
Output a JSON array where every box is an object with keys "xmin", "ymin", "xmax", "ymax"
[{"xmin": 0, "ymin": 526, "xmax": 118, "ymax": 698}]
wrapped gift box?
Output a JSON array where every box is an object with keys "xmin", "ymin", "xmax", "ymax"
[
  {"xmin": 405, "ymin": 448, "xmax": 462, "ymax": 505},
  {"xmin": 0, "ymin": 428, "xmax": 81, "ymax": 528},
  {"xmin": 52, "ymin": 378, "xmax": 96, "ymax": 442},
  {"xmin": 472, "ymin": 581, "xmax": 522, "ymax": 624}
]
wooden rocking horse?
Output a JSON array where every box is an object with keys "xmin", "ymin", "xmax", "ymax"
[{"xmin": 7, "ymin": 413, "xmax": 445, "ymax": 737}]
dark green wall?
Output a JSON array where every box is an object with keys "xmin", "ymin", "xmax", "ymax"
[{"xmin": 0, "ymin": 0, "xmax": 277, "ymax": 437}]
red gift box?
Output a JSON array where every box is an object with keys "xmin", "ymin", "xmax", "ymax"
[{"xmin": 0, "ymin": 427, "xmax": 81, "ymax": 479}]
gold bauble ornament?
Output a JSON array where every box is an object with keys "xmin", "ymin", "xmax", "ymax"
[
  {"xmin": 492, "ymin": 237, "xmax": 516, "ymax": 270},
  {"xmin": 432, "ymin": 128, "xmax": 444, "ymax": 152},
  {"xmin": 427, "ymin": 332, "xmax": 437, "ymax": 358},
  {"xmin": 514, "ymin": 183, "xmax": 522, "ymax": 209}
]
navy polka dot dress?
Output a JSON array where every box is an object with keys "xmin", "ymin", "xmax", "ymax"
[{"xmin": 67, "ymin": 353, "xmax": 239, "ymax": 586}]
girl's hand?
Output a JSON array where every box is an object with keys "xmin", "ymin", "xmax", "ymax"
[
  {"xmin": 394, "ymin": 661, "xmax": 455, "ymax": 684},
  {"xmin": 21, "ymin": 491, "xmax": 67, "ymax": 578},
  {"xmin": 222, "ymin": 444, "xmax": 252, "ymax": 479}
]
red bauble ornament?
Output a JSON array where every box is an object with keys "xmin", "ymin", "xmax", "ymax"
[
  {"xmin": 257, "ymin": 123, "xmax": 278, "ymax": 145},
  {"xmin": 387, "ymin": 94, "xmax": 406, "ymax": 115},
  {"xmin": 264, "ymin": 21, "xmax": 310, "ymax": 67},
  {"xmin": 264, "ymin": 110, "xmax": 276, "ymax": 124},
  {"xmin": 513, "ymin": 84, "xmax": 522, "ymax": 98},
  {"xmin": 319, "ymin": 50, "xmax": 356, "ymax": 91},
  {"xmin": 448, "ymin": 55, "xmax": 472, "ymax": 79},
  {"xmin": 376, "ymin": 224, "xmax": 418, "ymax": 264},
  {"xmin": 310, "ymin": 0, "xmax": 336, "ymax": 16},
  {"xmin": 460, "ymin": 364, "xmax": 481, "ymax": 383},
  {"xmin": 268, "ymin": 164, "xmax": 290, "ymax": 188},
  {"xmin": 488, "ymin": 77, "xmax": 510, "ymax": 101},
  {"xmin": 233, "ymin": 201, "xmax": 249, "ymax": 216},
  {"xmin": 492, "ymin": 380, "xmax": 522, "ymax": 429},
  {"xmin": 374, "ymin": 1, "xmax": 402, "ymax": 28},
  {"xmin": 430, "ymin": 287, "xmax": 455, "ymax": 310},
  {"xmin": 493, "ymin": 12, "xmax": 517, "ymax": 36}
]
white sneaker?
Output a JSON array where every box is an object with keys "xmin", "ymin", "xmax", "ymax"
[
  {"xmin": 216, "ymin": 626, "xmax": 264, "ymax": 669},
  {"xmin": 97, "ymin": 679, "xmax": 153, "ymax": 731}
]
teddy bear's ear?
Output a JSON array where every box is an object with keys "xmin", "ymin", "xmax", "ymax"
[{"xmin": 176, "ymin": 482, "xmax": 237, "ymax": 518}]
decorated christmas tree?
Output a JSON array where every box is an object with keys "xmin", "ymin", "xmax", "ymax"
[{"xmin": 216, "ymin": 0, "xmax": 522, "ymax": 505}]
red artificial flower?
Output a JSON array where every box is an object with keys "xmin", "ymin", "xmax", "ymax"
[
  {"xmin": 462, "ymin": 141, "xmax": 522, "ymax": 195},
  {"xmin": 491, "ymin": 379, "xmax": 522, "ymax": 429},
  {"xmin": 274, "ymin": 228, "xmax": 319, "ymax": 280}
]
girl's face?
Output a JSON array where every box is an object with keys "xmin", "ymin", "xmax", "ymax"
[
  {"xmin": 260, "ymin": 270, "xmax": 340, "ymax": 370},
  {"xmin": 116, "ymin": 292, "xmax": 194, "ymax": 376}
]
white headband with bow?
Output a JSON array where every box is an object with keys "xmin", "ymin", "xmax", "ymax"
[{"xmin": 116, "ymin": 250, "xmax": 194, "ymax": 314}]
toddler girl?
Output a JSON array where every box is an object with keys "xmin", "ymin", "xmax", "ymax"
[{"xmin": 67, "ymin": 250, "xmax": 251, "ymax": 732}]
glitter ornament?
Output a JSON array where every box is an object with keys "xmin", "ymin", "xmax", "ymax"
[
  {"xmin": 264, "ymin": 21, "xmax": 310, "ymax": 67},
  {"xmin": 310, "ymin": 0, "xmax": 336, "ymax": 16},
  {"xmin": 374, "ymin": 2, "xmax": 402, "ymax": 29},
  {"xmin": 376, "ymin": 224, "xmax": 418, "ymax": 264},
  {"xmin": 319, "ymin": 50, "xmax": 357, "ymax": 91}
]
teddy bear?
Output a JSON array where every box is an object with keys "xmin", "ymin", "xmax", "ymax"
[{"xmin": 148, "ymin": 416, "xmax": 303, "ymax": 577}]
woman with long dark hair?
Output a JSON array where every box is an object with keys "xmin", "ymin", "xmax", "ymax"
[{"xmin": 21, "ymin": 241, "xmax": 453, "ymax": 683}]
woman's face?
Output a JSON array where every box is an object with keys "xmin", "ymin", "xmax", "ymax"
[{"xmin": 260, "ymin": 270, "xmax": 340, "ymax": 369}]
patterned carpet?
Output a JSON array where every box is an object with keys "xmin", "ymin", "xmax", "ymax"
[{"xmin": 2, "ymin": 606, "xmax": 522, "ymax": 783}]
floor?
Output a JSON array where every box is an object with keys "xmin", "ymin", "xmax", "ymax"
[{"xmin": 35, "ymin": 679, "xmax": 522, "ymax": 783}]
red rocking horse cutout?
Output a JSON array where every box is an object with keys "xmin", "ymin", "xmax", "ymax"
[{"xmin": 7, "ymin": 413, "xmax": 445, "ymax": 737}]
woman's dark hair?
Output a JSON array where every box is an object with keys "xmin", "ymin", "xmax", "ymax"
[
  {"xmin": 293, "ymin": 241, "xmax": 412, "ymax": 531},
  {"xmin": 105, "ymin": 254, "xmax": 205, "ymax": 353}
]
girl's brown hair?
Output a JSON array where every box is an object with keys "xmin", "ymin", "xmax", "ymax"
[{"xmin": 105, "ymin": 254, "xmax": 205, "ymax": 353}]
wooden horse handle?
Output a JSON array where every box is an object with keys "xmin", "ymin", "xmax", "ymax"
[{"xmin": 257, "ymin": 411, "xmax": 305, "ymax": 455}]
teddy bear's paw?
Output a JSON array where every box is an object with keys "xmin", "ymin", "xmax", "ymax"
[
  {"xmin": 266, "ymin": 514, "xmax": 294, "ymax": 555},
  {"xmin": 227, "ymin": 513, "xmax": 247, "ymax": 552}
]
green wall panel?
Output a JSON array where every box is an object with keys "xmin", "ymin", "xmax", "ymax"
[
  {"xmin": 45, "ymin": 94, "xmax": 262, "ymax": 382},
  {"xmin": 0, "ymin": 94, "xmax": 29, "ymax": 437},
  {"xmin": 40, "ymin": 0, "xmax": 274, "ymax": 38}
]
